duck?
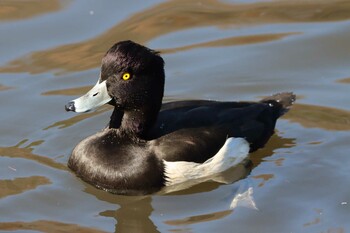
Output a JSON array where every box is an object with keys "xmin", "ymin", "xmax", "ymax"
[{"xmin": 65, "ymin": 40, "xmax": 295, "ymax": 195}]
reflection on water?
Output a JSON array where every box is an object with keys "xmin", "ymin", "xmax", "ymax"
[
  {"xmin": 161, "ymin": 32, "xmax": 299, "ymax": 54},
  {"xmin": 337, "ymin": 77, "xmax": 350, "ymax": 84},
  {"xmin": 86, "ymin": 183, "xmax": 236, "ymax": 233},
  {"xmin": 165, "ymin": 209, "xmax": 232, "ymax": 226},
  {"xmin": 0, "ymin": 220, "xmax": 107, "ymax": 233},
  {"xmin": 84, "ymin": 185, "xmax": 157, "ymax": 233},
  {"xmin": 252, "ymin": 174, "xmax": 274, "ymax": 187},
  {"xmin": 0, "ymin": 176, "xmax": 51, "ymax": 199},
  {"xmin": 44, "ymin": 105, "xmax": 112, "ymax": 130},
  {"xmin": 248, "ymin": 133, "xmax": 295, "ymax": 167},
  {"xmin": 286, "ymin": 104, "xmax": 350, "ymax": 131},
  {"xmin": 1, "ymin": 0, "xmax": 350, "ymax": 74},
  {"xmin": 0, "ymin": 84, "xmax": 12, "ymax": 91},
  {"xmin": 0, "ymin": 139, "xmax": 66, "ymax": 171},
  {"xmin": 42, "ymin": 86, "xmax": 92, "ymax": 96},
  {"xmin": 0, "ymin": 0, "xmax": 69, "ymax": 21},
  {"xmin": 101, "ymin": 198, "xmax": 157, "ymax": 233}
]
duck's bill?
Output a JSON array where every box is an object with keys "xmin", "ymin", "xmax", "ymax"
[{"xmin": 65, "ymin": 80, "xmax": 112, "ymax": 113}]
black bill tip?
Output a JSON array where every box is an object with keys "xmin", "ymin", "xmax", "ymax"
[{"xmin": 65, "ymin": 101, "xmax": 75, "ymax": 112}]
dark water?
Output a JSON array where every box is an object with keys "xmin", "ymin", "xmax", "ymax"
[{"xmin": 1, "ymin": 0, "xmax": 350, "ymax": 232}]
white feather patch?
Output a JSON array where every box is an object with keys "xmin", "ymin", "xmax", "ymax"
[{"xmin": 163, "ymin": 137, "xmax": 250, "ymax": 187}]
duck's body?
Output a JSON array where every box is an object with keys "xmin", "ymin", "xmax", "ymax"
[{"xmin": 66, "ymin": 41, "xmax": 295, "ymax": 195}]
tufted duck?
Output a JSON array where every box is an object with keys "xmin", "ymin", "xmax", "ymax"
[{"xmin": 65, "ymin": 40, "xmax": 295, "ymax": 195}]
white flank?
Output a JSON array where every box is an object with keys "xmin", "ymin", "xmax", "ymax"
[{"xmin": 163, "ymin": 137, "xmax": 250, "ymax": 187}]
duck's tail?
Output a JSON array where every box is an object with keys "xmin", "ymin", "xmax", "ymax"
[{"xmin": 260, "ymin": 92, "xmax": 296, "ymax": 118}]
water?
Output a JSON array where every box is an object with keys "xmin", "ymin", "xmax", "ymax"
[{"xmin": 1, "ymin": 0, "xmax": 350, "ymax": 232}]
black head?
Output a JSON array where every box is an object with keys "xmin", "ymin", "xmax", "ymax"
[
  {"xmin": 101, "ymin": 40, "xmax": 165, "ymax": 110},
  {"xmin": 65, "ymin": 41, "xmax": 165, "ymax": 136}
]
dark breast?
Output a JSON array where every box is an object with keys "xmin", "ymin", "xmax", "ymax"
[{"xmin": 68, "ymin": 129, "xmax": 165, "ymax": 195}]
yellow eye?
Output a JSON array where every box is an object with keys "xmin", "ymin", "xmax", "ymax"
[{"xmin": 122, "ymin": 72, "xmax": 131, "ymax": 80}]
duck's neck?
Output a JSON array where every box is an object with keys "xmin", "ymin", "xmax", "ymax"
[
  {"xmin": 109, "ymin": 108, "xmax": 123, "ymax": 129},
  {"xmin": 109, "ymin": 107, "xmax": 159, "ymax": 138}
]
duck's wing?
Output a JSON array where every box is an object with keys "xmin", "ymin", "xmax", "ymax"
[
  {"xmin": 147, "ymin": 93, "xmax": 295, "ymax": 163},
  {"xmin": 148, "ymin": 101, "xmax": 265, "ymax": 162}
]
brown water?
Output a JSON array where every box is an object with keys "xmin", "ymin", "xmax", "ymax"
[{"xmin": 1, "ymin": 0, "xmax": 350, "ymax": 232}]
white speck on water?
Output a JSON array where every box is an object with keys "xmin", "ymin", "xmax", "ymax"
[
  {"xmin": 341, "ymin": 201, "xmax": 347, "ymax": 205},
  {"xmin": 8, "ymin": 166, "xmax": 16, "ymax": 171},
  {"xmin": 89, "ymin": 10, "xmax": 94, "ymax": 15}
]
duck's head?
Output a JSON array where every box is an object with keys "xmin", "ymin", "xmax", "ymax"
[{"xmin": 65, "ymin": 40, "xmax": 165, "ymax": 115}]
